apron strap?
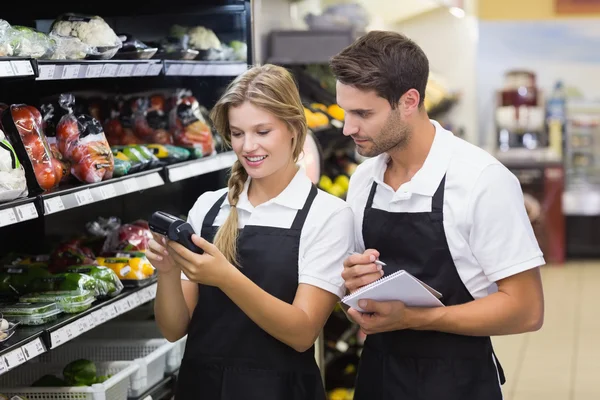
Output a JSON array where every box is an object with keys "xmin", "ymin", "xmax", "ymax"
[
  {"xmin": 290, "ymin": 185, "xmax": 318, "ymax": 230},
  {"xmin": 431, "ymin": 175, "xmax": 447, "ymax": 213},
  {"xmin": 366, "ymin": 181, "xmax": 378, "ymax": 209},
  {"xmin": 492, "ymin": 349, "xmax": 506, "ymax": 385},
  {"xmin": 203, "ymin": 191, "xmax": 229, "ymax": 229}
]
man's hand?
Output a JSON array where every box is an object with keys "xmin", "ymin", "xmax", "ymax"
[
  {"xmin": 347, "ymin": 299, "xmax": 411, "ymax": 335},
  {"xmin": 342, "ymin": 249, "xmax": 384, "ymax": 293}
]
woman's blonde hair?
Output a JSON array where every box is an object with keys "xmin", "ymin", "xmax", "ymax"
[{"xmin": 209, "ymin": 64, "xmax": 308, "ymax": 265}]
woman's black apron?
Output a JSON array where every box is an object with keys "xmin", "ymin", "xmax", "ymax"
[{"xmin": 176, "ymin": 185, "xmax": 325, "ymax": 400}]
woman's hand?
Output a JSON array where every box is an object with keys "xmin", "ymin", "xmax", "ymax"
[
  {"xmin": 168, "ymin": 234, "xmax": 235, "ymax": 288},
  {"xmin": 147, "ymin": 233, "xmax": 179, "ymax": 275}
]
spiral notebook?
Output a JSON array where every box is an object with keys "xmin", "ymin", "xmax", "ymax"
[{"xmin": 342, "ymin": 270, "xmax": 445, "ymax": 313}]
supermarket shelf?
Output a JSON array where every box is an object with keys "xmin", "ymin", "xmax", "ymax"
[
  {"xmin": 0, "ymin": 281, "xmax": 157, "ymax": 376},
  {"xmin": 36, "ymin": 59, "xmax": 164, "ymax": 81},
  {"xmin": 0, "ymin": 151, "xmax": 236, "ymax": 228},
  {"xmin": 164, "ymin": 60, "xmax": 247, "ymax": 77}
]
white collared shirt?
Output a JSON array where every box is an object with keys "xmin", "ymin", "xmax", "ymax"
[
  {"xmin": 346, "ymin": 120, "xmax": 545, "ymax": 299},
  {"xmin": 182, "ymin": 167, "xmax": 354, "ymax": 299}
]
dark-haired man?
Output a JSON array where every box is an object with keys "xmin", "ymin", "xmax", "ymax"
[{"xmin": 332, "ymin": 31, "xmax": 545, "ymax": 400}]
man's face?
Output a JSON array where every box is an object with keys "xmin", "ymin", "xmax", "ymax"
[{"xmin": 336, "ymin": 82, "xmax": 411, "ymax": 158}]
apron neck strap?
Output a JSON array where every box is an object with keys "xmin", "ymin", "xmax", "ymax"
[
  {"xmin": 290, "ymin": 185, "xmax": 318, "ymax": 230},
  {"xmin": 203, "ymin": 191, "xmax": 229, "ymax": 228},
  {"xmin": 431, "ymin": 175, "xmax": 446, "ymax": 213}
]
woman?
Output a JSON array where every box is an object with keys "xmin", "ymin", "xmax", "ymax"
[{"xmin": 148, "ymin": 64, "xmax": 355, "ymax": 400}]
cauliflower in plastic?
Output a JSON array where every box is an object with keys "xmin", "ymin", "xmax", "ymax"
[
  {"xmin": 0, "ymin": 129, "xmax": 28, "ymax": 202},
  {"xmin": 52, "ymin": 15, "xmax": 120, "ymax": 47},
  {"xmin": 188, "ymin": 26, "xmax": 221, "ymax": 50}
]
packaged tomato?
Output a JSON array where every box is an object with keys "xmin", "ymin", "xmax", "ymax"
[
  {"xmin": 147, "ymin": 95, "xmax": 173, "ymax": 144},
  {"xmin": 102, "ymin": 219, "xmax": 153, "ymax": 254},
  {"xmin": 1, "ymin": 104, "xmax": 63, "ymax": 192},
  {"xmin": 169, "ymin": 90, "xmax": 215, "ymax": 157},
  {"xmin": 40, "ymin": 102, "xmax": 71, "ymax": 183},
  {"xmin": 56, "ymin": 94, "xmax": 114, "ymax": 183}
]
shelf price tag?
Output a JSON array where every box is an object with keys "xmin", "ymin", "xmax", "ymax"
[
  {"xmin": 0, "ymin": 357, "xmax": 7, "ymax": 375},
  {"xmin": 124, "ymin": 178, "xmax": 140, "ymax": 193},
  {"xmin": 101, "ymin": 64, "xmax": 118, "ymax": 77},
  {"xmin": 192, "ymin": 64, "xmax": 207, "ymax": 76},
  {"xmin": 38, "ymin": 64, "xmax": 55, "ymax": 80},
  {"xmin": 0, "ymin": 208, "xmax": 17, "ymax": 227},
  {"xmin": 104, "ymin": 304, "xmax": 118, "ymax": 320},
  {"xmin": 100, "ymin": 184, "xmax": 117, "ymax": 199},
  {"xmin": 146, "ymin": 173, "xmax": 164, "ymax": 188},
  {"xmin": 4, "ymin": 348, "xmax": 26, "ymax": 370},
  {"xmin": 45, "ymin": 197, "xmax": 65, "ymax": 214},
  {"xmin": 180, "ymin": 63, "xmax": 193, "ymax": 75},
  {"xmin": 75, "ymin": 189, "xmax": 94, "ymax": 206},
  {"xmin": 23, "ymin": 338, "xmax": 45, "ymax": 360},
  {"xmin": 133, "ymin": 63, "xmax": 150, "ymax": 76},
  {"xmin": 92, "ymin": 309, "xmax": 107, "ymax": 325},
  {"xmin": 86, "ymin": 64, "xmax": 103, "ymax": 78},
  {"xmin": 62, "ymin": 65, "xmax": 81, "ymax": 79},
  {"xmin": 117, "ymin": 64, "xmax": 134, "ymax": 77},
  {"xmin": 11, "ymin": 60, "xmax": 34, "ymax": 76},
  {"xmin": 16, "ymin": 203, "xmax": 38, "ymax": 221},
  {"xmin": 148, "ymin": 63, "xmax": 163, "ymax": 76},
  {"xmin": 0, "ymin": 61, "xmax": 15, "ymax": 77},
  {"xmin": 167, "ymin": 63, "xmax": 182, "ymax": 76}
]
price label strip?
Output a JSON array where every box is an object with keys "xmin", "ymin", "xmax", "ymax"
[
  {"xmin": 11, "ymin": 60, "xmax": 34, "ymax": 76},
  {"xmin": 38, "ymin": 64, "xmax": 56, "ymax": 80},
  {"xmin": 86, "ymin": 64, "xmax": 103, "ymax": 78},
  {"xmin": 117, "ymin": 64, "xmax": 134, "ymax": 77},
  {"xmin": 0, "ymin": 357, "xmax": 7, "ymax": 375},
  {"xmin": 62, "ymin": 65, "xmax": 81, "ymax": 79},
  {"xmin": 124, "ymin": 178, "xmax": 140, "ymax": 193},
  {"xmin": 0, "ymin": 61, "xmax": 15, "ymax": 77},
  {"xmin": 44, "ymin": 197, "xmax": 65, "ymax": 215},
  {"xmin": 148, "ymin": 63, "xmax": 163, "ymax": 76},
  {"xmin": 101, "ymin": 64, "xmax": 118, "ymax": 77},
  {"xmin": 22, "ymin": 338, "xmax": 46, "ymax": 360},
  {"xmin": 0, "ymin": 208, "xmax": 18, "ymax": 228},
  {"xmin": 100, "ymin": 184, "xmax": 118, "ymax": 199},
  {"xmin": 133, "ymin": 63, "xmax": 150, "ymax": 76},
  {"xmin": 4, "ymin": 348, "xmax": 26, "ymax": 370},
  {"xmin": 16, "ymin": 203, "xmax": 38, "ymax": 221},
  {"xmin": 74, "ymin": 189, "xmax": 94, "ymax": 206}
]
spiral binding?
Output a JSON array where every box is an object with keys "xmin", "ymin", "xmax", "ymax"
[{"xmin": 342, "ymin": 270, "xmax": 406, "ymax": 301}]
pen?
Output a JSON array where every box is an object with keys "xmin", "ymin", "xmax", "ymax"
[{"xmin": 351, "ymin": 252, "xmax": 386, "ymax": 266}]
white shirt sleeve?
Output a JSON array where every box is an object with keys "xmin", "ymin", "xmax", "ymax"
[
  {"xmin": 298, "ymin": 206, "xmax": 356, "ymax": 299},
  {"xmin": 467, "ymin": 164, "xmax": 545, "ymax": 282}
]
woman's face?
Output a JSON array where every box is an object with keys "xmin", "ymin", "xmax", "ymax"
[{"xmin": 229, "ymin": 101, "xmax": 295, "ymax": 180}]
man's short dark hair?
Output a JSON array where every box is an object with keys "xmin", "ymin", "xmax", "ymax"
[{"xmin": 330, "ymin": 31, "xmax": 429, "ymax": 109}]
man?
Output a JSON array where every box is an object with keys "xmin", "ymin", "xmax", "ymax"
[{"xmin": 331, "ymin": 31, "xmax": 545, "ymax": 400}]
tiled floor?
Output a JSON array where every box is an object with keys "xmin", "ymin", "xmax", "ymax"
[{"xmin": 492, "ymin": 261, "xmax": 600, "ymax": 400}]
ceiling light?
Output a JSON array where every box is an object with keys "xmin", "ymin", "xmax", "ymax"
[{"xmin": 449, "ymin": 7, "xmax": 465, "ymax": 18}]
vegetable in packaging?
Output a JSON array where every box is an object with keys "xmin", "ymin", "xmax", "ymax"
[
  {"xmin": 101, "ymin": 220, "xmax": 153, "ymax": 254},
  {"xmin": 170, "ymin": 91, "xmax": 215, "ymax": 157},
  {"xmin": 0, "ymin": 265, "xmax": 51, "ymax": 297},
  {"xmin": 51, "ymin": 14, "xmax": 122, "ymax": 59},
  {"xmin": 56, "ymin": 94, "xmax": 115, "ymax": 183},
  {"xmin": 0, "ymin": 127, "xmax": 28, "ymax": 202},
  {"xmin": 29, "ymin": 272, "xmax": 99, "ymax": 296},
  {"xmin": 1, "ymin": 104, "xmax": 66, "ymax": 192},
  {"xmin": 96, "ymin": 253, "xmax": 155, "ymax": 281},
  {"xmin": 49, "ymin": 239, "xmax": 97, "ymax": 273},
  {"xmin": 66, "ymin": 265, "xmax": 123, "ymax": 298},
  {"xmin": 10, "ymin": 25, "xmax": 56, "ymax": 59},
  {"xmin": 20, "ymin": 289, "xmax": 95, "ymax": 313},
  {"xmin": 0, "ymin": 302, "xmax": 62, "ymax": 325}
]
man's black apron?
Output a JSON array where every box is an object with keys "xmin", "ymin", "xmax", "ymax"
[
  {"xmin": 353, "ymin": 176, "xmax": 506, "ymax": 400},
  {"xmin": 176, "ymin": 185, "xmax": 325, "ymax": 400}
]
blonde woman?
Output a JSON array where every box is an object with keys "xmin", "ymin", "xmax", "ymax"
[{"xmin": 148, "ymin": 64, "xmax": 355, "ymax": 400}]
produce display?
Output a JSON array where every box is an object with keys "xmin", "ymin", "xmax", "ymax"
[
  {"xmin": 0, "ymin": 126, "xmax": 28, "ymax": 202},
  {"xmin": 0, "ymin": 316, "xmax": 17, "ymax": 341},
  {"xmin": 0, "ymin": 302, "xmax": 62, "ymax": 326},
  {"xmin": 32, "ymin": 359, "xmax": 111, "ymax": 387},
  {"xmin": 20, "ymin": 290, "xmax": 95, "ymax": 314}
]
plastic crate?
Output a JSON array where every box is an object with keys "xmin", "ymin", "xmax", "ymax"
[
  {"xmin": 80, "ymin": 321, "xmax": 186, "ymax": 373},
  {"xmin": 0, "ymin": 361, "xmax": 138, "ymax": 400},
  {"xmin": 38, "ymin": 338, "xmax": 176, "ymax": 398}
]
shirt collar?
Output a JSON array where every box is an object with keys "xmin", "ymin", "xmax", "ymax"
[
  {"xmin": 372, "ymin": 120, "xmax": 454, "ymax": 197},
  {"xmin": 220, "ymin": 166, "xmax": 312, "ymax": 211}
]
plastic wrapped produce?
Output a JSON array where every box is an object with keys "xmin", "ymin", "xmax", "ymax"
[
  {"xmin": 56, "ymin": 94, "xmax": 114, "ymax": 183},
  {"xmin": 20, "ymin": 290, "xmax": 95, "ymax": 313},
  {"xmin": 170, "ymin": 91, "xmax": 215, "ymax": 157},
  {"xmin": 10, "ymin": 26, "xmax": 56, "ymax": 59},
  {"xmin": 49, "ymin": 239, "xmax": 98, "ymax": 273},
  {"xmin": 0, "ymin": 127, "xmax": 28, "ymax": 202},
  {"xmin": 66, "ymin": 265, "xmax": 123, "ymax": 298},
  {"xmin": 29, "ymin": 272, "xmax": 99, "ymax": 296},
  {"xmin": 51, "ymin": 14, "xmax": 122, "ymax": 59},
  {"xmin": 102, "ymin": 220, "xmax": 153, "ymax": 254},
  {"xmin": 0, "ymin": 20, "xmax": 14, "ymax": 56},
  {"xmin": 1, "ymin": 104, "xmax": 64, "ymax": 191},
  {"xmin": 49, "ymin": 32, "xmax": 91, "ymax": 60},
  {"xmin": 0, "ymin": 302, "xmax": 62, "ymax": 325}
]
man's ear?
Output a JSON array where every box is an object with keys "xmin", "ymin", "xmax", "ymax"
[{"xmin": 399, "ymin": 89, "xmax": 421, "ymax": 115}]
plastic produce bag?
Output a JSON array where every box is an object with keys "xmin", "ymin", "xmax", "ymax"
[
  {"xmin": 169, "ymin": 91, "xmax": 215, "ymax": 157},
  {"xmin": 66, "ymin": 265, "xmax": 123, "ymax": 298},
  {"xmin": 9, "ymin": 26, "xmax": 56, "ymax": 59},
  {"xmin": 56, "ymin": 94, "xmax": 114, "ymax": 183},
  {"xmin": 49, "ymin": 32, "xmax": 91, "ymax": 60},
  {"xmin": 2, "ymin": 104, "xmax": 65, "ymax": 191},
  {"xmin": 102, "ymin": 220, "xmax": 153, "ymax": 254},
  {"xmin": 0, "ymin": 128, "xmax": 28, "ymax": 202},
  {"xmin": 0, "ymin": 264, "xmax": 51, "ymax": 297},
  {"xmin": 51, "ymin": 14, "xmax": 122, "ymax": 59},
  {"xmin": 0, "ymin": 20, "xmax": 14, "ymax": 56},
  {"xmin": 49, "ymin": 239, "xmax": 98, "ymax": 273},
  {"xmin": 96, "ymin": 254, "xmax": 155, "ymax": 281},
  {"xmin": 29, "ymin": 272, "xmax": 99, "ymax": 296}
]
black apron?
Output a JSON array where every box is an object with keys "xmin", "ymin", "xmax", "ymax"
[
  {"xmin": 353, "ymin": 176, "xmax": 506, "ymax": 400},
  {"xmin": 176, "ymin": 185, "xmax": 326, "ymax": 400}
]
